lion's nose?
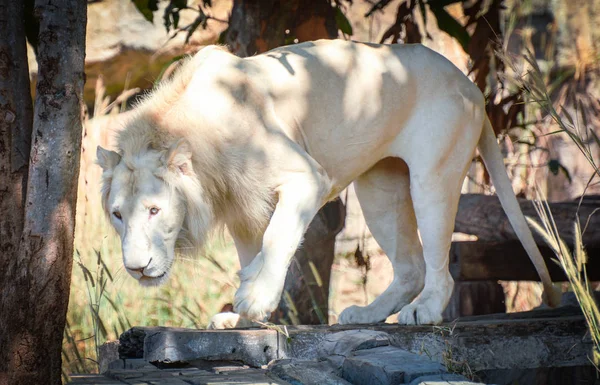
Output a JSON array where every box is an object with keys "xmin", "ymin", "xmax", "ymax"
[{"xmin": 126, "ymin": 258, "xmax": 153, "ymax": 275}]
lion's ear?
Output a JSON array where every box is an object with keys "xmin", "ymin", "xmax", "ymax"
[
  {"xmin": 166, "ymin": 139, "xmax": 193, "ymax": 175},
  {"xmin": 97, "ymin": 146, "xmax": 121, "ymax": 171}
]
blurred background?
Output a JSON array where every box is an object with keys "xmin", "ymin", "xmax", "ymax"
[{"xmin": 32, "ymin": 0, "xmax": 599, "ymax": 380}]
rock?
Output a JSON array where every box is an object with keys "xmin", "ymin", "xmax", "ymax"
[
  {"xmin": 408, "ymin": 373, "xmax": 485, "ymax": 385},
  {"xmin": 143, "ymin": 328, "xmax": 279, "ymax": 368},
  {"xmin": 107, "ymin": 358, "xmax": 157, "ymax": 371},
  {"xmin": 268, "ymin": 359, "xmax": 352, "ymax": 385},
  {"xmin": 99, "ymin": 340, "xmax": 120, "ymax": 374},
  {"xmin": 341, "ymin": 346, "xmax": 445, "ymax": 385},
  {"xmin": 69, "ymin": 373, "xmax": 127, "ymax": 384},
  {"xmin": 119, "ymin": 326, "xmax": 148, "ymax": 359},
  {"xmin": 317, "ymin": 329, "xmax": 391, "ymax": 357}
]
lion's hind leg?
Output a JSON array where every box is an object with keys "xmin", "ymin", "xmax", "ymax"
[
  {"xmin": 397, "ymin": 143, "xmax": 473, "ymax": 325},
  {"xmin": 338, "ymin": 157, "xmax": 425, "ymax": 324}
]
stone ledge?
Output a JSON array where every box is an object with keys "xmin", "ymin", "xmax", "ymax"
[{"xmin": 117, "ymin": 313, "xmax": 591, "ymax": 371}]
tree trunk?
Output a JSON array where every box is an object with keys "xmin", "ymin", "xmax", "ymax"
[
  {"xmin": 0, "ymin": 0, "xmax": 87, "ymax": 384},
  {"xmin": 225, "ymin": 0, "xmax": 338, "ymax": 57},
  {"xmin": 225, "ymin": 0, "xmax": 345, "ymax": 324}
]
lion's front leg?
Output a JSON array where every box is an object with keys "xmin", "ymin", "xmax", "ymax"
[{"xmin": 233, "ymin": 174, "xmax": 329, "ymax": 321}]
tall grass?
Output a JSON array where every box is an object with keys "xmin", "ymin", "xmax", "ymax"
[
  {"xmin": 527, "ymin": 194, "xmax": 600, "ymax": 366},
  {"xmin": 500, "ymin": 42, "xmax": 600, "ymax": 366}
]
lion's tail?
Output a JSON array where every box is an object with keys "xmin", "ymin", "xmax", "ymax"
[{"xmin": 477, "ymin": 116, "xmax": 560, "ymax": 308}]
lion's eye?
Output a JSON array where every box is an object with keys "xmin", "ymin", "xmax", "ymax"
[
  {"xmin": 149, "ymin": 207, "xmax": 160, "ymax": 216},
  {"xmin": 113, "ymin": 211, "xmax": 122, "ymax": 220}
]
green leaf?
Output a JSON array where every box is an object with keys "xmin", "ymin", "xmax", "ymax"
[
  {"xmin": 430, "ymin": 5, "xmax": 470, "ymax": 52},
  {"xmin": 163, "ymin": 0, "xmax": 187, "ymax": 31},
  {"xmin": 335, "ymin": 7, "xmax": 353, "ymax": 36},
  {"xmin": 185, "ymin": 13, "xmax": 206, "ymax": 44},
  {"xmin": 172, "ymin": 0, "xmax": 187, "ymax": 8},
  {"xmin": 284, "ymin": 34, "xmax": 296, "ymax": 46},
  {"xmin": 428, "ymin": 0, "xmax": 464, "ymax": 7},
  {"xmin": 173, "ymin": 11, "xmax": 180, "ymax": 29},
  {"xmin": 132, "ymin": 0, "xmax": 158, "ymax": 23}
]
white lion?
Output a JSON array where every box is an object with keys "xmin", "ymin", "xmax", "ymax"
[{"xmin": 97, "ymin": 40, "xmax": 558, "ymax": 327}]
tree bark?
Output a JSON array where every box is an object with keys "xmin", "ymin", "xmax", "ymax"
[
  {"xmin": 0, "ymin": 0, "xmax": 33, "ymax": 273},
  {"xmin": 0, "ymin": 0, "xmax": 87, "ymax": 384},
  {"xmin": 0, "ymin": 0, "xmax": 35, "ymax": 383},
  {"xmin": 225, "ymin": 0, "xmax": 338, "ymax": 56},
  {"xmin": 455, "ymin": 194, "xmax": 600, "ymax": 247},
  {"xmin": 224, "ymin": 0, "xmax": 345, "ymax": 324}
]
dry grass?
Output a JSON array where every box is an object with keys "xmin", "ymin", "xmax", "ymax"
[
  {"xmin": 527, "ymin": 193, "xmax": 600, "ymax": 367},
  {"xmin": 499, "ymin": 40, "xmax": 600, "ymax": 366}
]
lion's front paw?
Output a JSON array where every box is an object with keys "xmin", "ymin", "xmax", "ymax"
[
  {"xmin": 233, "ymin": 278, "xmax": 280, "ymax": 320},
  {"xmin": 338, "ymin": 305, "xmax": 374, "ymax": 324},
  {"xmin": 338, "ymin": 304, "xmax": 391, "ymax": 324},
  {"xmin": 208, "ymin": 312, "xmax": 256, "ymax": 329},
  {"xmin": 233, "ymin": 258, "xmax": 283, "ymax": 321},
  {"xmin": 208, "ymin": 312, "xmax": 242, "ymax": 329},
  {"xmin": 397, "ymin": 303, "xmax": 443, "ymax": 325}
]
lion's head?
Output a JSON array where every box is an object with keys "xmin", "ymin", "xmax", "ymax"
[{"xmin": 97, "ymin": 137, "xmax": 211, "ymax": 286}]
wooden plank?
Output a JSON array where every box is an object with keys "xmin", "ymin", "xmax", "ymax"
[
  {"xmin": 455, "ymin": 194, "xmax": 600, "ymax": 247},
  {"xmin": 449, "ymin": 241, "xmax": 600, "ymax": 281}
]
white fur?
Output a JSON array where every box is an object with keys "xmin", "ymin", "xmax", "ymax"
[{"xmin": 97, "ymin": 40, "xmax": 557, "ymax": 327}]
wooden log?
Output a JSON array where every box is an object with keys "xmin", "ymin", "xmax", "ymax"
[
  {"xmin": 449, "ymin": 241, "xmax": 600, "ymax": 281},
  {"xmin": 455, "ymin": 194, "xmax": 600, "ymax": 247}
]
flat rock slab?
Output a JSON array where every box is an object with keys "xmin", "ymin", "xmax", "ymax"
[
  {"xmin": 120, "ymin": 314, "xmax": 591, "ymax": 371},
  {"xmin": 104, "ymin": 366, "xmax": 289, "ymax": 384},
  {"xmin": 69, "ymin": 374, "xmax": 126, "ymax": 384},
  {"xmin": 84, "ymin": 335, "xmax": 494, "ymax": 385},
  {"xmin": 143, "ymin": 327, "xmax": 280, "ymax": 367},
  {"xmin": 316, "ymin": 329, "xmax": 391, "ymax": 357},
  {"xmin": 341, "ymin": 346, "xmax": 445, "ymax": 385},
  {"xmin": 407, "ymin": 374, "xmax": 486, "ymax": 385},
  {"xmin": 268, "ymin": 359, "xmax": 352, "ymax": 385},
  {"xmin": 101, "ymin": 310, "xmax": 594, "ymax": 384}
]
